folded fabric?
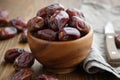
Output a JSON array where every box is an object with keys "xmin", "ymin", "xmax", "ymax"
[
  {"xmin": 83, "ymin": 33, "xmax": 120, "ymax": 78},
  {"xmin": 81, "ymin": 0, "xmax": 120, "ymax": 78}
]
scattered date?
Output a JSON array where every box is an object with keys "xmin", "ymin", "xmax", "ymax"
[
  {"xmin": 11, "ymin": 68, "xmax": 33, "ymax": 80},
  {"xmin": 4, "ymin": 48, "xmax": 25, "ymax": 63},
  {"xmin": 14, "ymin": 51, "xmax": 35, "ymax": 70},
  {"xmin": 0, "ymin": 27, "xmax": 17, "ymax": 40},
  {"xmin": 36, "ymin": 74, "xmax": 58, "ymax": 80}
]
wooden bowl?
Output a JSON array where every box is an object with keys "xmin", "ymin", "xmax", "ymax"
[{"xmin": 28, "ymin": 26, "xmax": 93, "ymax": 74}]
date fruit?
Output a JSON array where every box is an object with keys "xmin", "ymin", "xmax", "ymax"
[
  {"xmin": 14, "ymin": 51, "xmax": 35, "ymax": 70},
  {"xmin": 37, "ymin": 3, "xmax": 64, "ymax": 17},
  {"xmin": 46, "ymin": 3, "xmax": 64, "ymax": 16},
  {"xmin": 66, "ymin": 8, "xmax": 85, "ymax": 20},
  {"xmin": 11, "ymin": 68, "xmax": 33, "ymax": 80},
  {"xmin": 19, "ymin": 29, "xmax": 28, "ymax": 43},
  {"xmin": 27, "ymin": 16, "xmax": 44, "ymax": 32},
  {"xmin": 36, "ymin": 74, "xmax": 58, "ymax": 80},
  {"xmin": 37, "ymin": 3, "xmax": 64, "ymax": 27},
  {"xmin": 36, "ymin": 29, "xmax": 57, "ymax": 41},
  {"xmin": 10, "ymin": 17, "xmax": 27, "ymax": 32},
  {"xmin": 0, "ymin": 8, "xmax": 8, "ymax": 18},
  {"xmin": 0, "ymin": 8, "xmax": 9, "ymax": 27},
  {"xmin": 4, "ymin": 48, "xmax": 25, "ymax": 63},
  {"xmin": 115, "ymin": 34, "xmax": 120, "ymax": 48},
  {"xmin": 0, "ymin": 27, "xmax": 17, "ymax": 40},
  {"xmin": 59, "ymin": 27, "xmax": 80, "ymax": 41},
  {"xmin": 49, "ymin": 11, "xmax": 69, "ymax": 31},
  {"xmin": 69, "ymin": 16, "xmax": 89, "ymax": 36}
]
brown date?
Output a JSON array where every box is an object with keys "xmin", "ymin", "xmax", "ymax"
[
  {"xmin": 36, "ymin": 3, "xmax": 64, "ymax": 26},
  {"xmin": 37, "ymin": 3, "xmax": 64, "ymax": 17},
  {"xmin": 14, "ymin": 51, "xmax": 35, "ymax": 70},
  {"xmin": 0, "ymin": 8, "xmax": 8, "ymax": 18},
  {"xmin": 19, "ymin": 29, "xmax": 28, "ymax": 43},
  {"xmin": 0, "ymin": 8, "xmax": 9, "ymax": 27},
  {"xmin": 46, "ymin": 3, "xmax": 64, "ymax": 16},
  {"xmin": 49, "ymin": 11, "xmax": 69, "ymax": 31},
  {"xmin": 36, "ymin": 74, "xmax": 58, "ymax": 80},
  {"xmin": 115, "ymin": 34, "xmax": 120, "ymax": 48},
  {"xmin": 0, "ymin": 27, "xmax": 17, "ymax": 40},
  {"xmin": 69, "ymin": 16, "xmax": 89, "ymax": 36},
  {"xmin": 10, "ymin": 17, "xmax": 27, "ymax": 32},
  {"xmin": 66, "ymin": 8, "xmax": 85, "ymax": 20},
  {"xmin": 4, "ymin": 48, "xmax": 25, "ymax": 63},
  {"xmin": 36, "ymin": 29, "xmax": 57, "ymax": 41},
  {"xmin": 27, "ymin": 16, "xmax": 44, "ymax": 32},
  {"xmin": 59, "ymin": 27, "xmax": 80, "ymax": 41},
  {"xmin": 11, "ymin": 68, "xmax": 33, "ymax": 80}
]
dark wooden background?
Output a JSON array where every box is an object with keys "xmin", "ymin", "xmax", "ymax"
[{"xmin": 0, "ymin": 0, "xmax": 120, "ymax": 80}]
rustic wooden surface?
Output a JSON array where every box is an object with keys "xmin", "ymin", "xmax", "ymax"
[{"xmin": 0, "ymin": 0, "xmax": 120, "ymax": 80}]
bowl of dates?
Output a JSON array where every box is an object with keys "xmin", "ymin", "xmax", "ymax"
[{"xmin": 27, "ymin": 3, "xmax": 93, "ymax": 74}]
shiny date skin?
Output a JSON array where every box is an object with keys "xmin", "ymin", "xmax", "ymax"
[
  {"xmin": 37, "ymin": 3, "xmax": 64, "ymax": 17},
  {"xmin": 46, "ymin": 3, "xmax": 64, "ymax": 16},
  {"xmin": 69, "ymin": 16, "xmax": 89, "ymax": 36},
  {"xmin": 14, "ymin": 51, "xmax": 35, "ymax": 70},
  {"xmin": 0, "ymin": 27, "xmax": 17, "ymax": 40},
  {"xmin": 11, "ymin": 68, "xmax": 33, "ymax": 80},
  {"xmin": 19, "ymin": 29, "xmax": 28, "ymax": 43},
  {"xmin": 49, "ymin": 11, "xmax": 69, "ymax": 31},
  {"xmin": 27, "ymin": 16, "xmax": 44, "ymax": 32},
  {"xmin": 0, "ymin": 8, "xmax": 9, "ymax": 27},
  {"xmin": 0, "ymin": 18, "xmax": 9, "ymax": 27},
  {"xmin": 35, "ymin": 29, "xmax": 57, "ymax": 41},
  {"xmin": 36, "ymin": 74, "xmax": 58, "ymax": 80},
  {"xmin": 115, "ymin": 34, "xmax": 120, "ymax": 48},
  {"xmin": 59, "ymin": 27, "xmax": 80, "ymax": 41},
  {"xmin": 66, "ymin": 8, "xmax": 85, "ymax": 20},
  {"xmin": 10, "ymin": 17, "xmax": 27, "ymax": 32},
  {"xmin": 0, "ymin": 8, "xmax": 8, "ymax": 18},
  {"xmin": 36, "ymin": 3, "xmax": 64, "ymax": 27},
  {"xmin": 4, "ymin": 48, "xmax": 25, "ymax": 63}
]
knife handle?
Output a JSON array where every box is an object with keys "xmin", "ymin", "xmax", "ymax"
[{"xmin": 106, "ymin": 34, "xmax": 120, "ymax": 63}]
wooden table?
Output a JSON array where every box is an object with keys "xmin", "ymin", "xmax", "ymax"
[{"xmin": 0, "ymin": 0, "xmax": 120, "ymax": 80}]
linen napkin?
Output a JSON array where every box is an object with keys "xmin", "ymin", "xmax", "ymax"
[{"xmin": 81, "ymin": 0, "xmax": 120, "ymax": 78}]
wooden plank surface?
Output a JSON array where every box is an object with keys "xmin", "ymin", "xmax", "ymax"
[{"xmin": 0, "ymin": 0, "xmax": 120, "ymax": 80}]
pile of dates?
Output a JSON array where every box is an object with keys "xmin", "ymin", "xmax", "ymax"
[
  {"xmin": 28, "ymin": 3, "xmax": 89, "ymax": 41},
  {"xmin": 4, "ymin": 48, "xmax": 58, "ymax": 80},
  {"xmin": 0, "ymin": 8, "xmax": 28, "ymax": 43}
]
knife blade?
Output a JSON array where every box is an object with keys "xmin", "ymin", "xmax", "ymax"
[{"xmin": 105, "ymin": 22, "xmax": 120, "ymax": 66}]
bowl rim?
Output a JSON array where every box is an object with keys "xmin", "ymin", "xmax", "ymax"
[{"xmin": 28, "ymin": 25, "xmax": 93, "ymax": 44}]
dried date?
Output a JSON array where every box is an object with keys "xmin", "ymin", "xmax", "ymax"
[
  {"xmin": 4, "ymin": 48, "xmax": 25, "ymax": 63},
  {"xmin": 0, "ymin": 27, "xmax": 17, "ymax": 40},
  {"xmin": 37, "ymin": 3, "xmax": 64, "ymax": 17},
  {"xmin": 115, "ymin": 34, "xmax": 120, "ymax": 48},
  {"xmin": 14, "ymin": 51, "xmax": 35, "ymax": 70},
  {"xmin": 49, "ymin": 11, "xmax": 69, "ymax": 31},
  {"xmin": 0, "ymin": 8, "xmax": 9, "ymax": 27},
  {"xmin": 36, "ymin": 74, "xmax": 58, "ymax": 80},
  {"xmin": 66, "ymin": 8, "xmax": 85, "ymax": 20},
  {"xmin": 10, "ymin": 17, "xmax": 27, "ymax": 32},
  {"xmin": 69, "ymin": 16, "xmax": 89, "ymax": 36},
  {"xmin": 27, "ymin": 16, "xmax": 44, "ymax": 32},
  {"xmin": 46, "ymin": 3, "xmax": 64, "ymax": 16},
  {"xmin": 59, "ymin": 27, "xmax": 80, "ymax": 41},
  {"xmin": 11, "ymin": 68, "xmax": 33, "ymax": 80},
  {"xmin": 19, "ymin": 29, "xmax": 28, "ymax": 43},
  {"xmin": 36, "ymin": 29, "xmax": 57, "ymax": 41},
  {"xmin": 37, "ymin": 3, "xmax": 64, "ymax": 27}
]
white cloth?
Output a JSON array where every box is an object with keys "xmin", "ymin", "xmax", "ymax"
[{"xmin": 81, "ymin": 0, "xmax": 120, "ymax": 78}]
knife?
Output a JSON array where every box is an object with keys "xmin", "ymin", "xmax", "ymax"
[{"xmin": 105, "ymin": 22, "xmax": 120, "ymax": 66}]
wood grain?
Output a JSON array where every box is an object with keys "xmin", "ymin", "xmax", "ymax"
[{"xmin": 0, "ymin": 0, "xmax": 120, "ymax": 80}]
